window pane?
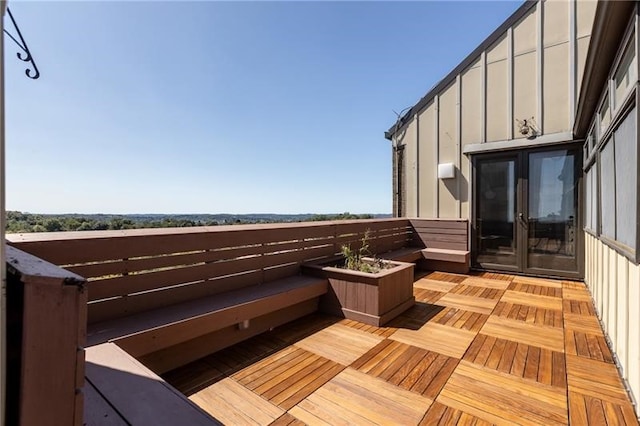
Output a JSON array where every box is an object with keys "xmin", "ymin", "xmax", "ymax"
[
  {"xmin": 590, "ymin": 165, "xmax": 598, "ymax": 231},
  {"xmin": 600, "ymin": 138, "xmax": 615, "ymax": 239},
  {"xmin": 614, "ymin": 107, "xmax": 637, "ymax": 249},
  {"xmin": 614, "ymin": 34, "xmax": 637, "ymax": 109},
  {"xmin": 600, "ymin": 96, "xmax": 611, "ymax": 132}
]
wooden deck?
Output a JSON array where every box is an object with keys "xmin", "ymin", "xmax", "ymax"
[{"xmin": 163, "ymin": 271, "xmax": 639, "ymax": 425}]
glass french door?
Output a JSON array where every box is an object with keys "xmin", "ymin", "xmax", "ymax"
[{"xmin": 472, "ymin": 146, "xmax": 581, "ymax": 278}]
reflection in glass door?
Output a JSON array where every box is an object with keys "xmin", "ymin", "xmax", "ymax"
[
  {"xmin": 526, "ymin": 149, "xmax": 578, "ymax": 274},
  {"xmin": 474, "ymin": 156, "xmax": 518, "ymax": 269}
]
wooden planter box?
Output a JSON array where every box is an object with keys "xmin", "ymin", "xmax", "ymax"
[{"xmin": 302, "ymin": 257, "xmax": 415, "ymax": 326}]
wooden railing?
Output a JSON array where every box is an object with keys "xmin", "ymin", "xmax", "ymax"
[{"xmin": 7, "ymin": 219, "xmax": 415, "ymax": 325}]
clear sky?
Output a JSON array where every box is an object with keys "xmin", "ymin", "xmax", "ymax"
[{"xmin": 5, "ymin": 1, "xmax": 521, "ymax": 215}]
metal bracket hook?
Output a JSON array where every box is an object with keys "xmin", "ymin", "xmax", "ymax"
[{"xmin": 4, "ymin": 7, "xmax": 40, "ymax": 79}]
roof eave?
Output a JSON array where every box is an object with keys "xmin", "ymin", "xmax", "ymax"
[{"xmin": 573, "ymin": 1, "xmax": 636, "ymax": 138}]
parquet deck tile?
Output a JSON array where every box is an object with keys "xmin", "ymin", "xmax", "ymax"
[
  {"xmin": 511, "ymin": 275, "xmax": 563, "ymax": 288},
  {"xmin": 233, "ymin": 346, "xmax": 344, "ymax": 410},
  {"xmin": 508, "ymin": 280, "xmax": 563, "ymax": 297},
  {"xmin": 337, "ymin": 318, "xmax": 397, "ymax": 338},
  {"xmin": 423, "ymin": 271, "xmax": 468, "ymax": 283},
  {"xmin": 289, "ymin": 368, "xmax": 431, "ymax": 425},
  {"xmin": 449, "ymin": 284, "xmax": 504, "ymax": 300},
  {"xmin": 493, "ymin": 301, "xmax": 563, "ymax": 327},
  {"xmin": 500, "ymin": 290, "xmax": 563, "ymax": 310},
  {"xmin": 438, "ymin": 361, "xmax": 568, "ymax": 426},
  {"xmin": 563, "ymin": 299, "xmax": 596, "ymax": 316},
  {"xmin": 464, "ymin": 334, "xmax": 567, "ymax": 388},
  {"xmin": 352, "ymin": 340, "xmax": 458, "ymax": 399},
  {"xmin": 414, "ymin": 278, "xmax": 459, "ymax": 293},
  {"xmin": 414, "ymin": 287, "xmax": 446, "ymax": 303},
  {"xmin": 293, "ymin": 323, "xmax": 384, "ymax": 365},
  {"xmin": 460, "ymin": 276, "xmax": 512, "ymax": 290},
  {"xmin": 564, "ymin": 314, "xmax": 615, "ymax": 363},
  {"xmin": 268, "ymin": 413, "xmax": 306, "ymax": 426},
  {"xmin": 436, "ymin": 293, "xmax": 499, "ymax": 315},
  {"xmin": 563, "ymin": 288, "xmax": 593, "ymax": 301},
  {"xmin": 164, "ymin": 271, "xmax": 638, "ymax": 426},
  {"xmin": 189, "ymin": 378, "xmax": 284, "ymax": 426},
  {"xmin": 480, "ymin": 315, "xmax": 565, "ymax": 352},
  {"xmin": 419, "ymin": 401, "xmax": 495, "ymax": 426},
  {"xmin": 431, "ymin": 306, "xmax": 489, "ymax": 332},
  {"xmin": 470, "ymin": 271, "xmax": 515, "ymax": 281},
  {"xmin": 390, "ymin": 322, "xmax": 476, "ymax": 358}
]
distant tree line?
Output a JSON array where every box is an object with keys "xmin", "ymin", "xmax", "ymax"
[{"xmin": 5, "ymin": 211, "xmax": 377, "ymax": 233}]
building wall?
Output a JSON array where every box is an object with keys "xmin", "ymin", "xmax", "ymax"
[
  {"xmin": 396, "ymin": 0, "xmax": 596, "ymax": 219},
  {"xmin": 585, "ymin": 233, "xmax": 640, "ymax": 410}
]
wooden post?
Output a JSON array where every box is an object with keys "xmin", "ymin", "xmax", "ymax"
[{"xmin": 5, "ymin": 245, "xmax": 87, "ymax": 426}]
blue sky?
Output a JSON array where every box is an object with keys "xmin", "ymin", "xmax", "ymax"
[{"xmin": 5, "ymin": 1, "xmax": 521, "ymax": 214}]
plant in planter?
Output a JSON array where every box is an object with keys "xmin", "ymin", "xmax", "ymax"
[
  {"xmin": 340, "ymin": 230, "xmax": 389, "ymax": 274},
  {"xmin": 302, "ymin": 230, "xmax": 415, "ymax": 326}
]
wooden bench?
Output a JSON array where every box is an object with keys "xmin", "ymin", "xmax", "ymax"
[
  {"xmin": 411, "ymin": 219, "xmax": 470, "ymax": 274},
  {"xmin": 89, "ymin": 275, "xmax": 327, "ymax": 372},
  {"xmin": 85, "ymin": 342, "xmax": 220, "ymax": 425}
]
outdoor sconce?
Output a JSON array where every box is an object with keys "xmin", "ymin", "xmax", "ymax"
[{"xmin": 438, "ymin": 163, "xmax": 456, "ymax": 179}]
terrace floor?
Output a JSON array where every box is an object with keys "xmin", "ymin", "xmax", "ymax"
[{"xmin": 163, "ymin": 271, "xmax": 639, "ymax": 425}]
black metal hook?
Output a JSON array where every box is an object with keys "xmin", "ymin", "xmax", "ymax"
[{"xmin": 3, "ymin": 7, "xmax": 40, "ymax": 79}]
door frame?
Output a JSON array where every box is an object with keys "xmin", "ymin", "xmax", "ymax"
[{"xmin": 471, "ymin": 142, "xmax": 584, "ymax": 280}]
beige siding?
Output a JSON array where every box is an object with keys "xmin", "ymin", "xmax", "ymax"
[
  {"xmin": 486, "ymin": 35, "xmax": 509, "ymax": 142},
  {"xmin": 584, "ymin": 233, "xmax": 640, "ymax": 413},
  {"xmin": 576, "ymin": 0, "xmax": 597, "ymax": 96},
  {"xmin": 438, "ymin": 83, "xmax": 458, "ymax": 218},
  {"xmin": 397, "ymin": 0, "xmax": 596, "ymax": 220},
  {"xmin": 461, "ymin": 61, "xmax": 482, "ymax": 145},
  {"xmin": 514, "ymin": 8, "xmax": 537, "ymax": 139},
  {"xmin": 418, "ymin": 104, "xmax": 437, "ymax": 217},
  {"xmin": 460, "ymin": 61, "xmax": 482, "ymax": 219}
]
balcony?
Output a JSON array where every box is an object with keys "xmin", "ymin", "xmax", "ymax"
[{"xmin": 5, "ymin": 219, "xmax": 638, "ymax": 425}]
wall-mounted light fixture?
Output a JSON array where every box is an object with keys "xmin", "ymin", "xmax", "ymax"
[
  {"xmin": 437, "ymin": 163, "xmax": 456, "ymax": 179},
  {"xmin": 516, "ymin": 117, "xmax": 540, "ymax": 139}
]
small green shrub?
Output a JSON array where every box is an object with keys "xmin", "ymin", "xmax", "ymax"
[{"xmin": 340, "ymin": 230, "xmax": 387, "ymax": 273}]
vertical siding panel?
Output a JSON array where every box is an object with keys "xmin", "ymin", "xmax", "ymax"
[
  {"xmin": 627, "ymin": 262, "xmax": 640, "ymax": 406},
  {"xmin": 460, "ymin": 59, "xmax": 482, "ymax": 220},
  {"xmin": 543, "ymin": 0, "xmax": 570, "ymax": 133},
  {"xmin": 617, "ymin": 254, "xmax": 629, "ymax": 371},
  {"xmin": 438, "ymin": 82, "xmax": 458, "ymax": 218},
  {"xmin": 418, "ymin": 104, "xmax": 436, "ymax": 218},
  {"xmin": 403, "ymin": 119, "xmax": 418, "ymax": 217},
  {"xmin": 608, "ymin": 248, "xmax": 617, "ymax": 342},
  {"xmin": 486, "ymin": 35, "xmax": 509, "ymax": 142}
]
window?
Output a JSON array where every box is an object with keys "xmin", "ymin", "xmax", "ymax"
[
  {"xmin": 585, "ymin": 164, "xmax": 597, "ymax": 232},
  {"xmin": 598, "ymin": 108, "xmax": 637, "ymax": 251},
  {"xmin": 613, "ymin": 108, "xmax": 637, "ymax": 248},
  {"xmin": 614, "ymin": 34, "xmax": 637, "ymax": 110},
  {"xmin": 600, "ymin": 137, "xmax": 616, "ymax": 239}
]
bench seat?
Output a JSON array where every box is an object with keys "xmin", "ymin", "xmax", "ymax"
[
  {"xmin": 378, "ymin": 247, "xmax": 423, "ymax": 263},
  {"xmin": 87, "ymin": 275, "xmax": 328, "ymax": 358},
  {"xmin": 85, "ymin": 342, "xmax": 220, "ymax": 425},
  {"xmin": 421, "ymin": 247, "xmax": 470, "ymax": 263}
]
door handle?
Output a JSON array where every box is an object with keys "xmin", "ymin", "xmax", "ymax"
[{"xmin": 518, "ymin": 213, "xmax": 526, "ymax": 222}]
